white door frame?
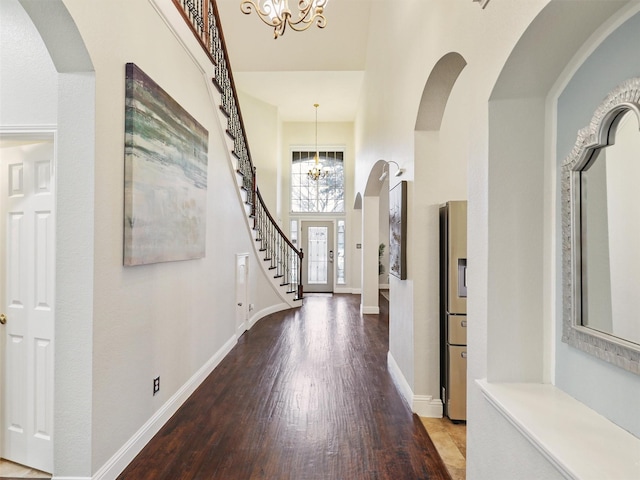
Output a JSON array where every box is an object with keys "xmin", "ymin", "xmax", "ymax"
[
  {"xmin": 301, "ymin": 220, "xmax": 335, "ymax": 293},
  {"xmin": 235, "ymin": 253, "xmax": 249, "ymax": 336},
  {"xmin": 1, "ymin": 130, "xmax": 56, "ymax": 473}
]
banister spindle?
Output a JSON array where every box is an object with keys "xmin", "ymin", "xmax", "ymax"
[{"xmin": 173, "ymin": 0, "xmax": 303, "ymax": 300}]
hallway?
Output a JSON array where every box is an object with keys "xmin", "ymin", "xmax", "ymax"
[{"xmin": 118, "ymin": 293, "xmax": 450, "ymax": 479}]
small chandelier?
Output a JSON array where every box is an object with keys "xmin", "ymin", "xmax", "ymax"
[
  {"xmin": 308, "ymin": 103, "xmax": 327, "ymax": 182},
  {"xmin": 240, "ymin": 0, "xmax": 328, "ymax": 39}
]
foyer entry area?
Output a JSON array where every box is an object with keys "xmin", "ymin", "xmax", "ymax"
[{"xmin": 119, "ymin": 294, "xmax": 450, "ymax": 479}]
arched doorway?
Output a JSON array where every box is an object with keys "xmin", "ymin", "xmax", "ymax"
[
  {"xmin": 404, "ymin": 52, "xmax": 467, "ymax": 417},
  {"xmin": 1, "ymin": 0, "xmax": 95, "ymax": 476},
  {"xmin": 360, "ymin": 160, "xmax": 391, "ymax": 315}
]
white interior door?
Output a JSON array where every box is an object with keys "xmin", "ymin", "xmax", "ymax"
[
  {"xmin": 1, "ymin": 139, "xmax": 55, "ymax": 473},
  {"xmin": 235, "ymin": 253, "xmax": 249, "ymax": 336},
  {"xmin": 301, "ymin": 221, "xmax": 334, "ymax": 293}
]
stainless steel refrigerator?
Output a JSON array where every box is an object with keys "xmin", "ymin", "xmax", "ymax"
[{"xmin": 439, "ymin": 201, "xmax": 467, "ymax": 422}]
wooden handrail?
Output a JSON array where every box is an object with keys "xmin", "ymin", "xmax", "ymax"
[
  {"xmin": 254, "ymin": 188, "xmax": 304, "ymax": 299},
  {"xmin": 172, "ymin": 0, "xmax": 216, "ymax": 65},
  {"xmin": 255, "ymin": 188, "xmax": 297, "ymax": 253},
  {"xmin": 173, "ymin": 0, "xmax": 303, "ymax": 300}
]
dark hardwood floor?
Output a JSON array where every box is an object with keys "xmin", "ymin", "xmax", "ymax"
[{"xmin": 118, "ymin": 293, "xmax": 450, "ymax": 480}]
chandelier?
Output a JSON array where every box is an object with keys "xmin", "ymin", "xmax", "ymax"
[
  {"xmin": 308, "ymin": 103, "xmax": 328, "ymax": 182},
  {"xmin": 240, "ymin": 0, "xmax": 328, "ymax": 39}
]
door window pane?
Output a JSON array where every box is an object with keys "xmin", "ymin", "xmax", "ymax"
[
  {"xmin": 337, "ymin": 220, "xmax": 345, "ymax": 284},
  {"xmin": 308, "ymin": 226, "xmax": 328, "ymax": 284}
]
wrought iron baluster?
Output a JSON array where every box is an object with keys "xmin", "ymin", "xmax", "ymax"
[{"xmin": 173, "ymin": 0, "xmax": 303, "ymax": 300}]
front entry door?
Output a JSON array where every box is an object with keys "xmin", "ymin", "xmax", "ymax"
[
  {"xmin": 1, "ymin": 139, "xmax": 55, "ymax": 473},
  {"xmin": 301, "ymin": 221, "xmax": 334, "ymax": 293}
]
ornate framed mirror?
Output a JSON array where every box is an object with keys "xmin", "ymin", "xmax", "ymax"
[{"xmin": 562, "ymin": 77, "xmax": 640, "ymax": 375}]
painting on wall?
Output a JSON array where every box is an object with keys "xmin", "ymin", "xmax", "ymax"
[
  {"xmin": 389, "ymin": 180, "xmax": 407, "ymax": 280},
  {"xmin": 124, "ymin": 62, "xmax": 209, "ymax": 266}
]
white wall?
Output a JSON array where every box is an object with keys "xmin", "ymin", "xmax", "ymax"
[
  {"xmin": 0, "ymin": 0, "xmax": 58, "ymax": 124},
  {"xmin": 351, "ymin": 202, "xmax": 363, "ymax": 293},
  {"xmin": 238, "ymin": 91, "xmax": 281, "ymax": 216},
  {"xmin": 361, "ymin": 194, "xmax": 380, "ymax": 312},
  {"xmin": 487, "ymin": 96, "xmax": 546, "ymax": 383},
  {"xmin": 1, "ymin": 0, "xmax": 288, "ymax": 475},
  {"xmin": 378, "ymin": 178, "xmax": 389, "ymax": 286}
]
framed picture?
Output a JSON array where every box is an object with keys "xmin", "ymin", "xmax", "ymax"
[
  {"xmin": 124, "ymin": 63, "xmax": 209, "ymax": 266},
  {"xmin": 389, "ymin": 180, "xmax": 407, "ymax": 280}
]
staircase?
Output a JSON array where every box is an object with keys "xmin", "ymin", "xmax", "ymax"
[{"xmin": 173, "ymin": 0, "xmax": 303, "ymax": 306}]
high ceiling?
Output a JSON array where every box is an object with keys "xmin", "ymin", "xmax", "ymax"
[{"xmin": 215, "ymin": 0, "xmax": 374, "ymax": 122}]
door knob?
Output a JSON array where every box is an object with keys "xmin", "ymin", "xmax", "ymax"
[
  {"xmin": 0, "ymin": 314, "xmax": 6, "ymax": 325},
  {"xmin": 237, "ymin": 302, "xmax": 243, "ymax": 307}
]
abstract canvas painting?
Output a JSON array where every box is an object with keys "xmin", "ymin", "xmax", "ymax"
[
  {"xmin": 389, "ymin": 180, "xmax": 407, "ymax": 280},
  {"xmin": 124, "ymin": 63, "xmax": 208, "ymax": 266}
]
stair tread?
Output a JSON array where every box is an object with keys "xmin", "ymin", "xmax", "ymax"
[{"xmin": 212, "ymin": 77, "xmax": 223, "ymax": 94}]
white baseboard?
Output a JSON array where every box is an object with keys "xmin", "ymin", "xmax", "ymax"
[
  {"xmin": 333, "ymin": 287, "xmax": 362, "ymax": 294},
  {"xmin": 53, "ymin": 477, "xmax": 91, "ymax": 480},
  {"xmin": 387, "ymin": 351, "xmax": 413, "ymax": 408},
  {"xmin": 360, "ymin": 305, "xmax": 380, "ymax": 315},
  {"xmin": 413, "ymin": 394, "xmax": 443, "ymax": 418},
  {"xmin": 387, "ymin": 352, "xmax": 443, "ymax": 418},
  {"xmin": 92, "ymin": 335, "xmax": 237, "ymax": 480},
  {"xmin": 333, "ymin": 287, "xmax": 352, "ymax": 294},
  {"xmin": 248, "ymin": 302, "xmax": 289, "ymax": 329}
]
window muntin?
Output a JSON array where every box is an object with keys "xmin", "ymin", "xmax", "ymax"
[{"xmin": 291, "ymin": 151, "xmax": 345, "ymax": 213}]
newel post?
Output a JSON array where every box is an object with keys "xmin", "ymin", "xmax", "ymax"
[{"xmin": 298, "ymin": 248, "xmax": 304, "ymax": 299}]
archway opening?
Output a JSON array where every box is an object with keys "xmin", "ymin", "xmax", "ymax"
[{"xmin": 1, "ymin": 1, "xmax": 95, "ymax": 476}]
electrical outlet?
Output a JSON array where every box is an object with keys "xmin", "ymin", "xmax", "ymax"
[{"xmin": 153, "ymin": 376, "xmax": 160, "ymax": 396}]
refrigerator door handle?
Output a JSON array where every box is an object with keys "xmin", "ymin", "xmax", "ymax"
[
  {"xmin": 457, "ymin": 259, "xmax": 468, "ymax": 298},
  {"xmin": 461, "ymin": 351, "xmax": 467, "ymax": 359},
  {"xmin": 461, "ymin": 319, "xmax": 467, "ymax": 328}
]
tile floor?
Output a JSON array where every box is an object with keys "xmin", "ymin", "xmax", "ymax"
[
  {"xmin": 420, "ymin": 417, "xmax": 467, "ymax": 480},
  {"xmin": 0, "ymin": 459, "xmax": 51, "ymax": 478}
]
